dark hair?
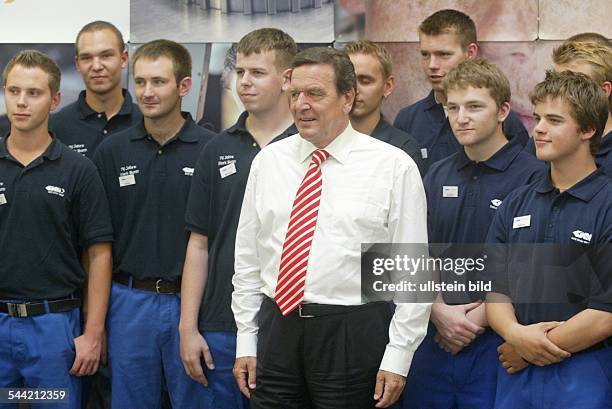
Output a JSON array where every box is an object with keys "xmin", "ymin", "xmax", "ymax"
[
  {"xmin": 3, "ymin": 49, "xmax": 61, "ymax": 95},
  {"xmin": 292, "ymin": 47, "xmax": 356, "ymax": 95},
  {"xmin": 132, "ymin": 39, "xmax": 192, "ymax": 85},
  {"xmin": 419, "ymin": 9, "xmax": 477, "ymax": 50},
  {"xmin": 75, "ymin": 20, "xmax": 125, "ymax": 55},
  {"xmin": 530, "ymin": 70, "xmax": 608, "ymax": 155},
  {"xmin": 236, "ymin": 28, "xmax": 297, "ymax": 71}
]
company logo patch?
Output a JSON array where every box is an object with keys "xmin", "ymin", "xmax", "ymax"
[
  {"xmin": 490, "ymin": 199, "xmax": 502, "ymax": 210},
  {"xmin": 182, "ymin": 167, "xmax": 194, "ymax": 176},
  {"xmin": 46, "ymin": 185, "xmax": 65, "ymax": 197},
  {"xmin": 571, "ymin": 230, "xmax": 592, "ymax": 244}
]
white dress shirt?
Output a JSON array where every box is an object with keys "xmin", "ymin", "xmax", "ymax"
[{"xmin": 232, "ymin": 123, "xmax": 431, "ymax": 376}]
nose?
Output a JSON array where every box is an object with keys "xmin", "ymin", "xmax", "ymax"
[
  {"xmin": 16, "ymin": 91, "xmax": 27, "ymax": 107},
  {"xmin": 456, "ymin": 106, "xmax": 470, "ymax": 124},
  {"xmin": 533, "ymin": 117, "xmax": 545, "ymax": 136},
  {"xmin": 92, "ymin": 56, "xmax": 103, "ymax": 71},
  {"xmin": 238, "ymin": 71, "xmax": 251, "ymax": 87},
  {"xmin": 142, "ymin": 82, "xmax": 154, "ymax": 97},
  {"xmin": 429, "ymin": 55, "xmax": 439, "ymax": 70},
  {"xmin": 293, "ymin": 92, "xmax": 311, "ymax": 111}
]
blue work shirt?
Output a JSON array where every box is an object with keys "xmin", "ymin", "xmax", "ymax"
[
  {"xmin": 51, "ymin": 89, "xmax": 142, "ymax": 158},
  {"xmin": 185, "ymin": 111, "xmax": 296, "ymax": 332},
  {"xmin": 93, "ymin": 113, "xmax": 215, "ymax": 281}
]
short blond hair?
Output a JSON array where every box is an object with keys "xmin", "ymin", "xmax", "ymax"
[
  {"xmin": 343, "ymin": 40, "xmax": 393, "ymax": 79},
  {"xmin": 443, "ymin": 58, "xmax": 510, "ymax": 109}
]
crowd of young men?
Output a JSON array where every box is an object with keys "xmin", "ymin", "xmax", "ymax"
[{"xmin": 0, "ymin": 7, "xmax": 610, "ymax": 409}]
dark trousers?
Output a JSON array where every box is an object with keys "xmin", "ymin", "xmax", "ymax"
[{"xmin": 251, "ymin": 298, "xmax": 393, "ymax": 409}]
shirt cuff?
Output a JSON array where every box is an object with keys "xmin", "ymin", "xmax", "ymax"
[
  {"xmin": 236, "ymin": 333, "xmax": 258, "ymax": 358},
  {"xmin": 378, "ymin": 344, "xmax": 414, "ymax": 377}
]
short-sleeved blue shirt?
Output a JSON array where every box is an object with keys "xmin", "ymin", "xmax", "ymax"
[
  {"xmin": 393, "ymin": 90, "xmax": 530, "ymax": 174},
  {"xmin": 0, "ymin": 135, "xmax": 113, "ymax": 300},
  {"xmin": 486, "ymin": 170, "xmax": 612, "ymax": 324},
  {"xmin": 371, "ymin": 117, "xmax": 424, "ymax": 175},
  {"xmin": 425, "ymin": 142, "xmax": 545, "ymax": 302},
  {"xmin": 596, "ymin": 131, "xmax": 612, "ymax": 176},
  {"xmin": 93, "ymin": 113, "xmax": 215, "ymax": 281},
  {"xmin": 185, "ymin": 111, "xmax": 296, "ymax": 331},
  {"xmin": 50, "ymin": 89, "xmax": 142, "ymax": 158}
]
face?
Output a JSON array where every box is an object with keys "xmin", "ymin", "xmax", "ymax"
[
  {"xmin": 133, "ymin": 56, "xmax": 191, "ymax": 120},
  {"xmin": 3, "ymin": 65, "xmax": 60, "ymax": 134},
  {"xmin": 76, "ymin": 29, "xmax": 128, "ymax": 96},
  {"xmin": 235, "ymin": 50, "xmax": 286, "ymax": 115},
  {"xmin": 348, "ymin": 52, "xmax": 394, "ymax": 119},
  {"xmin": 532, "ymin": 97, "xmax": 593, "ymax": 162},
  {"xmin": 419, "ymin": 33, "xmax": 475, "ymax": 92},
  {"xmin": 447, "ymin": 85, "xmax": 509, "ymax": 148},
  {"xmin": 289, "ymin": 63, "xmax": 354, "ymax": 147}
]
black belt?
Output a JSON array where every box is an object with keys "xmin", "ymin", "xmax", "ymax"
[
  {"xmin": 0, "ymin": 298, "xmax": 81, "ymax": 318},
  {"xmin": 293, "ymin": 301, "xmax": 388, "ymax": 318},
  {"xmin": 113, "ymin": 273, "xmax": 181, "ymax": 294}
]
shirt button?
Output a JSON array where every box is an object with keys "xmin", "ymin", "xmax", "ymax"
[
  {"xmin": 97, "ymin": 113, "xmax": 102, "ymax": 118},
  {"xmin": 472, "ymin": 176, "xmax": 478, "ymax": 180},
  {"xmin": 158, "ymin": 150, "xmax": 162, "ymax": 155},
  {"xmin": 103, "ymin": 129, "xmax": 108, "ymax": 135},
  {"xmin": 252, "ymin": 142, "xmax": 257, "ymax": 147}
]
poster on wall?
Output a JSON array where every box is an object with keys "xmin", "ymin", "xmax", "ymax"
[
  {"xmin": 0, "ymin": 0, "xmax": 129, "ymax": 43},
  {"xmin": 130, "ymin": 0, "xmax": 335, "ymax": 43}
]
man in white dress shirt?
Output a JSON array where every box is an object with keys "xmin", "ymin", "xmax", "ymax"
[{"xmin": 231, "ymin": 47, "xmax": 430, "ymax": 408}]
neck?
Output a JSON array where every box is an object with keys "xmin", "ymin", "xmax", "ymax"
[
  {"xmin": 85, "ymin": 86, "xmax": 124, "ymax": 119},
  {"xmin": 464, "ymin": 127, "xmax": 508, "ymax": 162},
  {"xmin": 7, "ymin": 124, "xmax": 52, "ymax": 165},
  {"xmin": 434, "ymin": 89, "xmax": 446, "ymax": 105},
  {"xmin": 246, "ymin": 102, "xmax": 293, "ymax": 147},
  {"xmin": 550, "ymin": 150, "xmax": 597, "ymax": 191},
  {"xmin": 350, "ymin": 110, "xmax": 381, "ymax": 136},
  {"xmin": 144, "ymin": 109, "xmax": 186, "ymax": 146}
]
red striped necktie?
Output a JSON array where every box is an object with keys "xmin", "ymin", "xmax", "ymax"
[{"xmin": 274, "ymin": 149, "xmax": 330, "ymax": 316}]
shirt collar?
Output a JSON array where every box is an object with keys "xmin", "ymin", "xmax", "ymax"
[
  {"xmin": 0, "ymin": 133, "xmax": 62, "ymax": 161},
  {"xmin": 78, "ymin": 88, "xmax": 135, "ymax": 119},
  {"xmin": 226, "ymin": 111, "xmax": 249, "ymax": 134},
  {"xmin": 455, "ymin": 142, "xmax": 522, "ymax": 171},
  {"xmin": 130, "ymin": 112, "xmax": 199, "ymax": 143},
  {"xmin": 298, "ymin": 121, "xmax": 356, "ymax": 165},
  {"xmin": 424, "ymin": 89, "xmax": 441, "ymax": 111},
  {"xmin": 535, "ymin": 168, "xmax": 608, "ymax": 202},
  {"xmin": 597, "ymin": 130, "xmax": 612, "ymax": 156}
]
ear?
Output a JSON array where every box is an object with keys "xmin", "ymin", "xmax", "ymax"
[
  {"xmin": 580, "ymin": 127, "xmax": 597, "ymax": 142},
  {"xmin": 281, "ymin": 68, "xmax": 292, "ymax": 92},
  {"xmin": 383, "ymin": 74, "xmax": 395, "ymax": 99},
  {"xmin": 466, "ymin": 42, "xmax": 479, "ymax": 59},
  {"xmin": 601, "ymin": 80, "xmax": 612, "ymax": 98},
  {"xmin": 50, "ymin": 91, "xmax": 62, "ymax": 112},
  {"xmin": 178, "ymin": 76, "xmax": 192, "ymax": 97},
  {"xmin": 498, "ymin": 101, "xmax": 511, "ymax": 123},
  {"xmin": 120, "ymin": 48, "xmax": 129, "ymax": 69},
  {"xmin": 343, "ymin": 89, "xmax": 356, "ymax": 115}
]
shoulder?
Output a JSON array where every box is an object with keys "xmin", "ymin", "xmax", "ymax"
[
  {"xmin": 95, "ymin": 124, "xmax": 138, "ymax": 156},
  {"xmin": 394, "ymin": 97, "xmax": 428, "ymax": 123},
  {"xmin": 50, "ymin": 100, "xmax": 80, "ymax": 124}
]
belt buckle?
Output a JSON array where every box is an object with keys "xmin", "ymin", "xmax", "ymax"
[
  {"xmin": 7, "ymin": 302, "xmax": 28, "ymax": 318},
  {"xmin": 155, "ymin": 279, "xmax": 174, "ymax": 294},
  {"xmin": 298, "ymin": 304, "xmax": 314, "ymax": 318}
]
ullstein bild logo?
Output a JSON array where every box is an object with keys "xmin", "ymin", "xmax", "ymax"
[
  {"xmin": 46, "ymin": 185, "xmax": 65, "ymax": 197},
  {"xmin": 571, "ymin": 230, "xmax": 592, "ymax": 244}
]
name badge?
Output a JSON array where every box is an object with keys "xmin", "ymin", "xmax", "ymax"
[
  {"xmin": 442, "ymin": 186, "xmax": 458, "ymax": 198},
  {"xmin": 513, "ymin": 215, "xmax": 531, "ymax": 229},
  {"xmin": 220, "ymin": 162, "xmax": 237, "ymax": 179},
  {"xmin": 0, "ymin": 193, "xmax": 6, "ymax": 205},
  {"xmin": 421, "ymin": 148, "xmax": 428, "ymax": 159},
  {"xmin": 119, "ymin": 174, "xmax": 136, "ymax": 187}
]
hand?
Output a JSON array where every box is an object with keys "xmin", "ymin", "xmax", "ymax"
[
  {"xmin": 431, "ymin": 302, "xmax": 484, "ymax": 348},
  {"xmin": 373, "ymin": 370, "xmax": 406, "ymax": 408},
  {"xmin": 465, "ymin": 303, "xmax": 488, "ymax": 328},
  {"xmin": 233, "ymin": 356, "xmax": 257, "ymax": 399},
  {"xmin": 179, "ymin": 330, "xmax": 215, "ymax": 386},
  {"xmin": 507, "ymin": 322, "xmax": 570, "ymax": 366},
  {"xmin": 498, "ymin": 342, "xmax": 529, "ymax": 374},
  {"xmin": 434, "ymin": 332, "xmax": 464, "ymax": 355},
  {"xmin": 70, "ymin": 330, "xmax": 104, "ymax": 376}
]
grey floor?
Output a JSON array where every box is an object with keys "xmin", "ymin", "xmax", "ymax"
[{"xmin": 130, "ymin": 0, "xmax": 334, "ymax": 43}]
